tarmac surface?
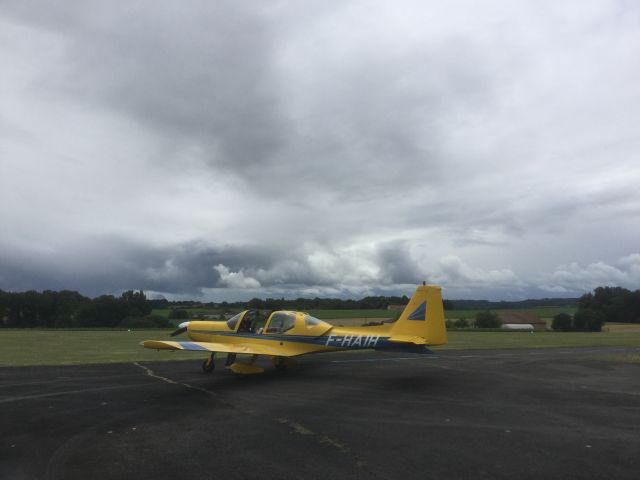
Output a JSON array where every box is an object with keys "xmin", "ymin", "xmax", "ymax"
[{"xmin": 1, "ymin": 346, "xmax": 639, "ymax": 480}]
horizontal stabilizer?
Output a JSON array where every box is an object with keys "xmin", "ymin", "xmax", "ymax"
[
  {"xmin": 388, "ymin": 335, "xmax": 428, "ymax": 345},
  {"xmin": 375, "ymin": 345, "xmax": 434, "ymax": 355}
]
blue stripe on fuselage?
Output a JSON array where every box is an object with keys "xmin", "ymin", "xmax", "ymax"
[{"xmin": 188, "ymin": 329, "xmax": 395, "ymax": 349}]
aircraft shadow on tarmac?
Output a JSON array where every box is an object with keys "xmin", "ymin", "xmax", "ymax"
[{"xmin": 142, "ymin": 354, "xmax": 448, "ymax": 395}]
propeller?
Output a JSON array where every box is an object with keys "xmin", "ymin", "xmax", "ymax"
[{"xmin": 170, "ymin": 321, "xmax": 190, "ymax": 337}]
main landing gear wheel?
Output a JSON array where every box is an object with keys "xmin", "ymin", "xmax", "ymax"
[
  {"xmin": 272, "ymin": 356, "xmax": 295, "ymax": 371},
  {"xmin": 202, "ymin": 353, "xmax": 215, "ymax": 373}
]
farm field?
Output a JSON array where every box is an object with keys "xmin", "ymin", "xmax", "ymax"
[
  {"xmin": 604, "ymin": 322, "xmax": 640, "ymax": 333},
  {"xmin": 445, "ymin": 306, "xmax": 577, "ymax": 320},
  {"xmin": 0, "ymin": 328, "xmax": 638, "ymax": 367},
  {"xmin": 151, "ymin": 308, "xmax": 225, "ymax": 319}
]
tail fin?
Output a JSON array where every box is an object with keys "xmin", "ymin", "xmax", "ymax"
[{"xmin": 389, "ymin": 284, "xmax": 447, "ymax": 346}]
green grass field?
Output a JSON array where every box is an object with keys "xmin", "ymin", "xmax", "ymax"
[
  {"xmin": 1, "ymin": 328, "xmax": 638, "ymax": 367},
  {"xmin": 441, "ymin": 330, "xmax": 640, "ymax": 350},
  {"xmin": 151, "ymin": 308, "xmax": 225, "ymax": 319},
  {"xmin": 0, "ymin": 329, "xmax": 192, "ymax": 367}
]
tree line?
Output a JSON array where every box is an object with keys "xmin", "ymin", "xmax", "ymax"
[
  {"xmin": 156, "ymin": 296, "xmax": 458, "ymax": 311},
  {"xmin": 243, "ymin": 295, "xmax": 415, "ymax": 311},
  {"xmin": 2, "ymin": 285, "xmax": 638, "ymax": 329},
  {"xmin": 0, "ymin": 290, "xmax": 170, "ymax": 328},
  {"xmin": 552, "ymin": 286, "xmax": 640, "ymax": 331},
  {"xmin": 149, "ymin": 295, "xmax": 417, "ymax": 311}
]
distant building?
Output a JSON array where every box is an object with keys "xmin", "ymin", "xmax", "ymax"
[
  {"xmin": 501, "ymin": 323, "xmax": 535, "ymax": 331},
  {"xmin": 496, "ymin": 312, "xmax": 546, "ymax": 331}
]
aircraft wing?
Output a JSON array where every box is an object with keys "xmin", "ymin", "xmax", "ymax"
[{"xmin": 141, "ymin": 340, "xmax": 296, "ymax": 357}]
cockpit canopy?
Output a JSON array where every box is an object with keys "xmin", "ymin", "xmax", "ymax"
[
  {"xmin": 227, "ymin": 310, "xmax": 333, "ymax": 336},
  {"xmin": 264, "ymin": 311, "xmax": 332, "ymax": 336}
]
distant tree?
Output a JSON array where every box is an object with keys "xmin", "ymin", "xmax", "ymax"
[
  {"xmin": 359, "ymin": 296, "xmax": 388, "ymax": 309},
  {"xmin": 578, "ymin": 286, "xmax": 632, "ymax": 323},
  {"xmin": 573, "ymin": 309, "xmax": 604, "ymax": 332},
  {"xmin": 572, "ymin": 285, "xmax": 640, "ymax": 327},
  {"xmin": 148, "ymin": 298, "xmax": 169, "ymax": 309},
  {"xmin": 551, "ymin": 313, "xmax": 573, "ymax": 332},
  {"xmin": 264, "ymin": 297, "xmax": 284, "ymax": 311},
  {"xmin": 121, "ymin": 290, "xmax": 152, "ymax": 317},
  {"xmin": 76, "ymin": 295, "xmax": 128, "ymax": 327},
  {"xmin": 453, "ymin": 318, "xmax": 469, "ymax": 328},
  {"xmin": 443, "ymin": 300, "xmax": 455, "ymax": 310},
  {"xmin": 247, "ymin": 298, "xmax": 264, "ymax": 309},
  {"xmin": 475, "ymin": 310, "xmax": 501, "ymax": 328},
  {"xmin": 619, "ymin": 290, "xmax": 640, "ymax": 323}
]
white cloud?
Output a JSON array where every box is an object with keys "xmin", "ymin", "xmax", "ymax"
[
  {"xmin": 213, "ymin": 264, "xmax": 261, "ymax": 289},
  {"xmin": 539, "ymin": 254, "xmax": 640, "ymax": 293},
  {"xmin": 431, "ymin": 256, "xmax": 523, "ymax": 288}
]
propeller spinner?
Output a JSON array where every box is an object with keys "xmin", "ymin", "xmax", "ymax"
[{"xmin": 170, "ymin": 321, "xmax": 190, "ymax": 337}]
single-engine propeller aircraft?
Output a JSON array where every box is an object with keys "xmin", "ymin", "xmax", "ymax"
[{"xmin": 142, "ymin": 283, "xmax": 447, "ymax": 374}]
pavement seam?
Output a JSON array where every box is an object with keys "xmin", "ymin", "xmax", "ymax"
[
  {"xmin": 274, "ymin": 417, "xmax": 380, "ymax": 477},
  {"xmin": 132, "ymin": 361, "xmax": 225, "ymax": 399},
  {"xmin": 0, "ymin": 382, "xmax": 158, "ymax": 404}
]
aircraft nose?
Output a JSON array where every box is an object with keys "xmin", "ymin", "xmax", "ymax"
[{"xmin": 170, "ymin": 321, "xmax": 191, "ymax": 337}]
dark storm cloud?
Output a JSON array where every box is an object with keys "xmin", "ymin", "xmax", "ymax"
[
  {"xmin": 0, "ymin": 237, "xmax": 282, "ymax": 296},
  {"xmin": 0, "ymin": 238, "xmax": 211, "ymax": 295}
]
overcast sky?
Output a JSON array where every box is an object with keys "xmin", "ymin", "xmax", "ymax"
[{"xmin": 1, "ymin": 0, "xmax": 639, "ymax": 301}]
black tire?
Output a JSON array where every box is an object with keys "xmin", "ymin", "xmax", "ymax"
[{"xmin": 202, "ymin": 359, "xmax": 214, "ymax": 373}]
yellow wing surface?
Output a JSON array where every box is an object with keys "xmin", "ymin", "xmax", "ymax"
[{"xmin": 141, "ymin": 340, "xmax": 296, "ymax": 357}]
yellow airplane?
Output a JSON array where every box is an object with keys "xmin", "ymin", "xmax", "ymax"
[{"xmin": 142, "ymin": 283, "xmax": 447, "ymax": 374}]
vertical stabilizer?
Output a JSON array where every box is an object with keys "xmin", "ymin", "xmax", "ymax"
[{"xmin": 389, "ymin": 285, "xmax": 447, "ymax": 346}]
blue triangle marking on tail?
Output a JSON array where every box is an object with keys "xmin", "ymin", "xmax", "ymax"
[{"xmin": 407, "ymin": 301, "xmax": 427, "ymax": 320}]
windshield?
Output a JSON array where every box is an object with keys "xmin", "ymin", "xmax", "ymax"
[{"xmin": 226, "ymin": 312, "xmax": 242, "ymax": 330}]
